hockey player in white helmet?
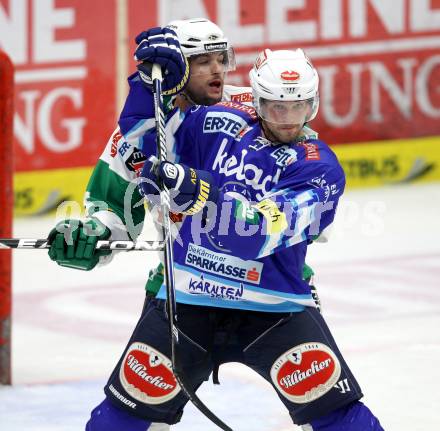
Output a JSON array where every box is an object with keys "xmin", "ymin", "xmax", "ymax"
[
  {"xmin": 249, "ymin": 48, "xmax": 319, "ymax": 143},
  {"xmin": 165, "ymin": 18, "xmax": 237, "ymax": 106},
  {"xmin": 133, "ymin": 17, "xmax": 248, "ymax": 111}
]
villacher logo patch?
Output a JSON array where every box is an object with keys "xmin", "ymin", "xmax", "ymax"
[
  {"xmin": 119, "ymin": 342, "xmax": 181, "ymax": 405},
  {"xmin": 270, "ymin": 342, "xmax": 341, "ymax": 404}
]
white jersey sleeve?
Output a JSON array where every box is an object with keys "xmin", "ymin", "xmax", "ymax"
[{"xmin": 222, "ymin": 84, "xmax": 253, "ymax": 106}]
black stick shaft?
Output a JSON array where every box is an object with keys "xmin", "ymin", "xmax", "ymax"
[
  {"xmin": 151, "ymin": 64, "xmax": 232, "ymax": 431},
  {"xmin": 0, "ymin": 238, "xmax": 164, "ymax": 251}
]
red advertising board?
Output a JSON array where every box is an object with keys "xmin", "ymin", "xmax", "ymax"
[
  {"xmin": 131, "ymin": 0, "xmax": 440, "ymax": 145},
  {"xmin": 1, "ymin": 0, "xmax": 117, "ymax": 172},
  {"xmin": 1, "ymin": 0, "xmax": 440, "ymax": 175}
]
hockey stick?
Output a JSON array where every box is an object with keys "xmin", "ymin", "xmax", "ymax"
[
  {"xmin": 0, "ymin": 238, "xmax": 164, "ymax": 251},
  {"xmin": 151, "ymin": 63, "xmax": 232, "ymax": 431}
]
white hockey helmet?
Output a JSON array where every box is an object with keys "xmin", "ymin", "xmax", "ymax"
[
  {"xmin": 249, "ymin": 49, "xmax": 319, "ymax": 124},
  {"xmin": 166, "ymin": 18, "xmax": 235, "ymax": 71}
]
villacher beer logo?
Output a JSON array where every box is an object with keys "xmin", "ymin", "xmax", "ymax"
[
  {"xmin": 271, "ymin": 342, "xmax": 341, "ymax": 404},
  {"xmin": 119, "ymin": 342, "xmax": 181, "ymax": 405},
  {"xmin": 280, "ymin": 70, "xmax": 300, "ymax": 81}
]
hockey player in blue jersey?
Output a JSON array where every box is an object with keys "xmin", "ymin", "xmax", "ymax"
[
  {"xmin": 80, "ymin": 28, "xmax": 384, "ymax": 430},
  {"xmin": 117, "ymin": 18, "xmax": 322, "ymax": 307}
]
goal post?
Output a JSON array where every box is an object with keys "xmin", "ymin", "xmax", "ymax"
[{"xmin": 0, "ymin": 49, "xmax": 14, "ymax": 385}]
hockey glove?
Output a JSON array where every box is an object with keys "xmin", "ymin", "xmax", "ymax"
[
  {"xmin": 139, "ymin": 157, "xmax": 219, "ymax": 215},
  {"xmin": 134, "ymin": 27, "xmax": 189, "ymax": 96},
  {"xmin": 47, "ymin": 218, "xmax": 111, "ymax": 271},
  {"xmin": 138, "ymin": 156, "xmax": 162, "ymax": 206}
]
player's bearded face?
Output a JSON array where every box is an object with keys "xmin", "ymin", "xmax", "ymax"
[
  {"xmin": 262, "ymin": 120, "xmax": 303, "ymax": 144},
  {"xmin": 260, "ymin": 99, "xmax": 312, "ymax": 144},
  {"xmin": 185, "ymin": 52, "xmax": 226, "ymax": 105}
]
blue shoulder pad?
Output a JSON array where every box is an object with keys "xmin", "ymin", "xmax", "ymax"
[{"xmin": 119, "ymin": 73, "xmax": 156, "ymax": 135}]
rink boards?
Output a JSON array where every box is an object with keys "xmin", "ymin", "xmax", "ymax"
[{"xmin": 13, "ymin": 135, "xmax": 440, "ymax": 216}]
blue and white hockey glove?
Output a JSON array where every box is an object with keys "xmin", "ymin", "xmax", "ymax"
[
  {"xmin": 139, "ymin": 156, "xmax": 218, "ymax": 215},
  {"xmin": 138, "ymin": 156, "xmax": 162, "ymax": 207},
  {"xmin": 134, "ymin": 27, "xmax": 189, "ymax": 96}
]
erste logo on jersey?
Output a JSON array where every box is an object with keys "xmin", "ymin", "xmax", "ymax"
[
  {"xmin": 203, "ymin": 111, "xmax": 248, "ymax": 137},
  {"xmin": 119, "ymin": 342, "xmax": 180, "ymax": 405},
  {"xmin": 271, "ymin": 342, "xmax": 341, "ymax": 404},
  {"xmin": 185, "ymin": 243, "xmax": 263, "ymax": 284}
]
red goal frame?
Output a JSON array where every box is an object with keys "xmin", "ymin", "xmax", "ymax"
[{"xmin": 0, "ymin": 49, "xmax": 14, "ymax": 385}]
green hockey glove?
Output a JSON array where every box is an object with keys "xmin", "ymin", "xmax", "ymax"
[
  {"xmin": 145, "ymin": 263, "xmax": 164, "ymax": 296},
  {"xmin": 47, "ymin": 218, "xmax": 111, "ymax": 271}
]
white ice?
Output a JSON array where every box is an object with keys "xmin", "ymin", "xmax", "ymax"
[{"xmin": 1, "ymin": 183, "xmax": 439, "ymax": 430}]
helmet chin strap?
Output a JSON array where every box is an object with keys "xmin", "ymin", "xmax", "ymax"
[
  {"xmin": 174, "ymin": 91, "xmax": 199, "ymax": 111},
  {"xmin": 181, "ymin": 90, "xmax": 198, "ymax": 106}
]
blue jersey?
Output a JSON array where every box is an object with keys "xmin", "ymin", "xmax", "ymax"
[{"xmin": 133, "ymin": 99, "xmax": 345, "ymax": 313}]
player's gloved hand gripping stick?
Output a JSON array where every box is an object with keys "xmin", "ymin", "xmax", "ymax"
[
  {"xmin": 139, "ymin": 155, "xmax": 219, "ymax": 216},
  {"xmin": 134, "ymin": 26, "xmax": 189, "ymax": 96}
]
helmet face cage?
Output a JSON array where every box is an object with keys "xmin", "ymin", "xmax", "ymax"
[
  {"xmin": 166, "ymin": 18, "xmax": 236, "ymax": 76},
  {"xmin": 249, "ymin": 49, "xmax": 320, "ymax": 124}
]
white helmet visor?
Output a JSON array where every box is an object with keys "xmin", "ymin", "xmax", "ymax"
[
  {"xmin": 187, "ymin": 47, "xmax": 236, "ymax": 76},
  {"xmin": 258, "ymin": 97, "xmax": 317, "ymax": 125}
]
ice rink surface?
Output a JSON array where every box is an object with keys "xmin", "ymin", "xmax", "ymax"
[{"xmin": 1, "ymin": 183, "xmax": 439, "ymax": 430}]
